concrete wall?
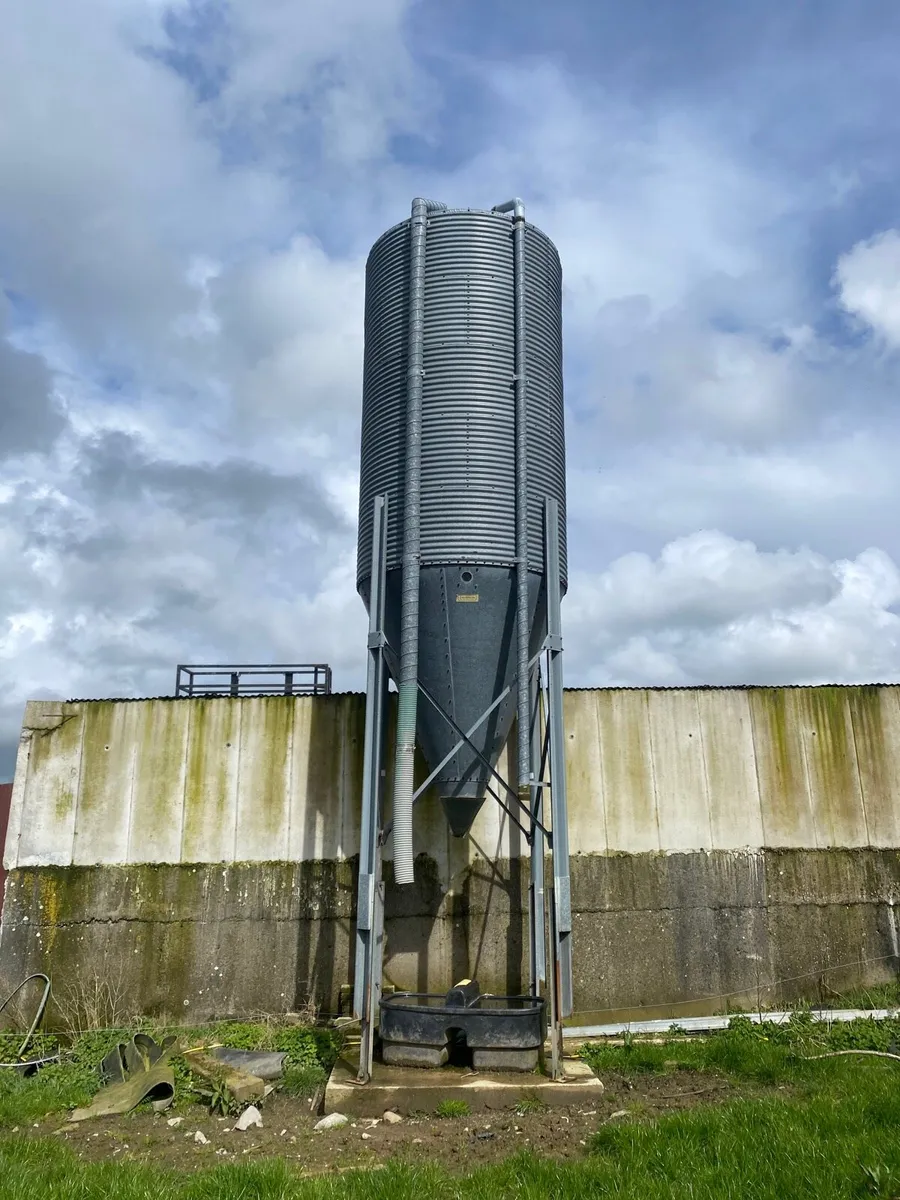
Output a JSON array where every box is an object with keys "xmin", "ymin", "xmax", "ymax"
[
  {"xmin": 0, "ymin": 783, "xmax": 11, "ymax": 922},
  {"xmin": 3, "ymin": 687, "xmax": 900, "ymax": 1023}
]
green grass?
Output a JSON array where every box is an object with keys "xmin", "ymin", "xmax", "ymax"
[
  {"xmin": 580, "ymin": 1011, "xmax": 900, "ymax": 1085},
  {"xmin": 820, "ymin": 980, "xmax": 900, "ymax": 1011},
  {"xmin": 5, "ymin": 1016, "xmax": 900, "ymax": 1195},
  {"xmin": 435, "ymin": 1098, "xmax": 470, "ymax": 1118},
  {"xmin": 0, "ymin": 1031, "xmax": 60, "ymax": 1063},
  {"xmin": 281, "ymin": 1062, "xmax": 327, "ymax": 1098},
  {"xmin": 4, "ymin": 1064, "xmax": 900, "ymax": 1198},
  {"xmin": 719, "ymin": 979, "xmax": 900, "ymax": 1016},
  {"xmin": 0, "ymin": 1060, "xmax": 96, "ymax": 1125},
  {"xmin": 585, "ymin": 1065, "xmax": 900, "ymax": 1199}
]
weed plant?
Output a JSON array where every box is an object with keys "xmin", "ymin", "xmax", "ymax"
[
  {"xmin": 435, "ymin": 1098, "xmax": 470, "ymax": 1118},
  {"xmin": 514, "ymin": 1093, "xmax": 547, "ymax": 1116}
]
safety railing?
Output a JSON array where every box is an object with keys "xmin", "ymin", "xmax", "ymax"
[{"xmin": 174, "ymin": 664, "xmax": 333, "ymax": 697}]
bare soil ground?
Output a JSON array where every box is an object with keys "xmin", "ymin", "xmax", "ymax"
[{"xmin": 16, "ymin": 1069, "xmax": 756, "ymax": 1176}]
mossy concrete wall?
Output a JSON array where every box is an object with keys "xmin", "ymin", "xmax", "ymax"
[
  {"xmin": 3, "ymin": 688, "xmax": 900, "ymax": 1022},
  {"xmin": 0, "ymin": 783, "xmax": 11, "ymax": 922}
]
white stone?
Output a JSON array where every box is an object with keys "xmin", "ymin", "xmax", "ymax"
[
  {"xmin": 382, "ymin": 1110, "xmax": 403, "ymax": 1124},
  {"xmin": 315, "ymin": 1113, "xmax": 349, "ymax": 1131},
  {"xmin": 193, "ymin": 1131, "xmax": 209, "ymax": 1145},
  {"xmin": 233, "ymin": 1106, "xmax": 263, "ymax": 1132}
]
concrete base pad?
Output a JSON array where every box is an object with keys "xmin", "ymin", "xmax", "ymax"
[{"xmin": 324, "ymin": 1055, "xmax": 603, "ymax": 1117}]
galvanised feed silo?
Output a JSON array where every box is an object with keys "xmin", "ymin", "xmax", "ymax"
[
  {"xmin": 356, "ymin": 199, "xmax": 566, "ymax": 872},
  {"xmin": 353, "ymin": 197, "xmax": 573, "ymax": 1083}
]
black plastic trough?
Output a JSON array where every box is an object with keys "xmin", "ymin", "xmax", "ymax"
[{"xmin": 379, "ymin": 981, "xmax": 546, "ymax": 1070}]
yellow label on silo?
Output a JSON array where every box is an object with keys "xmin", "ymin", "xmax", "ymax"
[{"xmin": 456, "ymin": 594, "xmax": 479, "ymax": 603}]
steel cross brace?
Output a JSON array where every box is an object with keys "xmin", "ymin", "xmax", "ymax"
[{"xmin": 414, "ymin": 679, "xmax": 552, "ymax": 840}]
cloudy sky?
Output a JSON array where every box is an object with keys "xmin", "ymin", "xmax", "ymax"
[{"xmin": 2, "ymin": 0, "xmax": 900, "ymax": 779}]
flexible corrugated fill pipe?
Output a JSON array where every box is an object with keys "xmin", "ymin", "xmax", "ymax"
[
  {"xmin": 392, "ymin": 196, "xmax": 447, "ymax": 886},
  {"xmin": 493, "ymin": 198, "xmax": 532, "ymax": 796}
]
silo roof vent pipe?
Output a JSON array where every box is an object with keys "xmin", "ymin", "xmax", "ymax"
[
  {"xmin": 392, "ymin": 196, "xmax": 447, "ymax": 887},
  {"xmin": 492, "ymin": 198, "xmax": 526, "ymax": 219}
]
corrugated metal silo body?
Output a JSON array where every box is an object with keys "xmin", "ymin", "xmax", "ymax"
[{"xmin": 358, "ymin": 209, "xmax": 567, "ymax": 836}]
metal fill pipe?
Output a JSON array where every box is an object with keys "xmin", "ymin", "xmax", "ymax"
[
  {"xmin": 392, "ymin": 196, "xmax": 447, "ymax": 886},
  {"xmin": 494, "ymin": 197, "xmax": 531, "ymax": 792}
]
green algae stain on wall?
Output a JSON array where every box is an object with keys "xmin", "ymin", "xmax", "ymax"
[
  {"xmin": 308, "ymin": 696, "xmax": 344, "ymax": 806},
  {"xmin": 848, "ymin": 686, "xmax": 900, "ymax": 847},
  {"xmin": 23, "ymin": 703, "xmax": 84, "ymax": 829},
  {"xmin": 129, "ymin": 700, "xmax": 192, "ymax": 863},
  {"xmin": 802, "ymin": 687, "xmax": 867, "ymax": 847},
  {"xmin": 760, "ymin": 689, "xmax": 793, "ymax": 782},
  {"xmin": 37, "ymin": 872, "xmax": 60, "ymax": 954},
  {"xmin": 292, "ymin": 695, "xmax": 347, "ymax": 860},
  {"xmin": 565, "ymin": 691, "xmax": 607, "ymax": 852},
  {"xmin": 288, "ymin": 694, "xmax": 370, "ymax": 863},
  {"xmin": 593, "ymin": 690, "xmax": 659, "ymax": 853},
  {"xmin": 77, "ymin": 703, "xmax": 121, "ymax": 820},
  {"xmin": 697, "ymin": 690, "xmax": 765, "ymax": 851},
  {"xmin": 749, "ymin": 689, "xmax": 815, "ymax": 848},
  {"xmin": 73, "ymin": 702, "xmax": 144, "ymax": 864},
  {"xmin": 182, "ymin": 700, "xmax": 241, "ymax": 862},
  {"xmin": 338, "ymin": 694, "xmax": 368, "ymax": 856},
  {"xmin": 236, "ymin": 697, "xmax": 293, "ymax": 859}
]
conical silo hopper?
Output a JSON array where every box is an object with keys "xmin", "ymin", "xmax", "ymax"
[{"xmin": 357, "ymin": 203, "xmax": 567, "ymax": 858}]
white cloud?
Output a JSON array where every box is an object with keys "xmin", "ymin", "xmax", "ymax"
[
  {"xmin": 571, "ymin": 532, "xmax": 839, "ymax": 632},
  {"xmin": 567, "ymin": 533, "xmax": 900, "ymax": 687},
  {"xmin": 438, "ymin": 60, "xmax": 795, "ymax": 318},
  {"xmin": 209, "ymin": 236, "xmax": 365, "ymax": 434},
  {"xmin": 836, "ymin": 229, "xmax": 900, "ymax": 347},
  {"xmin": 214, "ymin": 0, "xmax": 426, "ymax": 164},
  {"xmin": 0, "ymin": 1, "xmax": 232, "ymax": 349},
  {"xmin": 568, "ymin": 427, "xmax": 900, "ymax": 564}
]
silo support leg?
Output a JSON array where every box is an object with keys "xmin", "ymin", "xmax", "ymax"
[
  {"xmin": 353, "ymin": 495, "xmax": 390, "ymax": 1083},
  {"xmin": 544, "ymin": 497, "xmax": 573, "ymax": 1080},
  {"xmin": 528, "ymin": 667, "xmax": 546, "ymax": 998}
]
